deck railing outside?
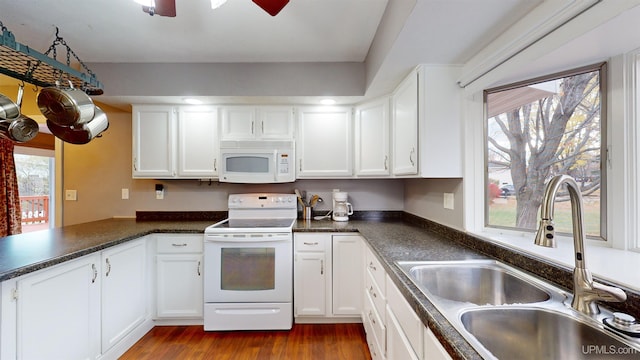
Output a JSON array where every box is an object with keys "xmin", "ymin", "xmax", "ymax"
[{"xmin": 20, "ymin": 195, "xmax": 49, "ymax": 225}]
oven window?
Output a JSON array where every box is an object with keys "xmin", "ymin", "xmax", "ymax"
[
  {"xmin": 226, "ymin": 156, "xmax": 269, "ymax": 173},
  {"xmin": 220, "ymin": 248, "xmax": 275, "ymax": 291}
]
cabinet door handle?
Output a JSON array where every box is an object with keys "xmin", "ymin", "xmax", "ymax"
[
  {"xmin": 369, "ymin": 261, "xmax": 377, "ymax": 271},
  {"xmin": 299, "ymin": 159, "xmax": 303, "ymax": 172},
  {"xmin": 303, "ymin": 242, "xmax": 319, "ymax": 246},
  {"xmin": 214, "ymin": 158, "xmax": 217, "ymax": 171},
  {"xmin": 369, "ymin": 285, "xmax": 377, "ymax": 298},
  {"xmin": 320, "ymin": 259, "xmax": 324, "ymax": 275},
  {"xmin": 133, "ymin": 157, "xmax": 137, "ymax": 171},
  {"xmin": 409, "ymin": 147, "xmax": 416, "ymax": 167},
  {"xmin": 172, "ymin": 243, "xmax": 188, "ymax": 247},
  {"xmin": 384, "ymin": 155, "xmax": 388, "ymax": 170},
  {"xmin": 369, "ymin": 310, "xmax": 376, "ymax": 325},
  {"xmin": 251, "ymin": 121, "xmax": 254, "ymax": 134},
  {"xmin": 105, "ymin": 258, "xmax": 111, "ymax": 277},
  {"xmin": 261, "ymin": 121, "xmax": 265, "ymax": 134},
  {"xmin": 197, "ymin": 260, "xmax": 201, "ymax": 276},
  {"xmin": 91, "ymin": 264, "xmax": 97, "ymax": 283}
]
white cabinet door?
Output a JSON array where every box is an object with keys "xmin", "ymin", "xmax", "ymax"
[
  {"xmin": 132, "ymin": 105, "xmax": 175, "ymax": 178},
  {"xmin": 258, "ymin": 106, "xmax": 294, "ymax": 139},
  {"xmin": 355, "ymin": 98, "xmax": 390, "ymax": 176},
  {"xmin": 16, "ymin": 254, "xmax": 101, "ymax": 360},
  {"xmin": 294, "ymin": 251, "xmax": 327, "ymax": 316},
  {"xmin": 156, "ymin": 254, "xmax": 203, "ymax": 318},
  {"xmin": 391, "ymin": 71, "xmax": 419, "ymax": 176},
  {"xmin": 220, "ymin": 106, "xmax": 256, "ymax": 140},
  {"xmin": 177, "ymin": 106, "xmax": 218, "ymax": 178},
  {"xmin": 297, "ymin": 106, "xmax": 352, "ymax": 177},
  {"xmin": 386, "ymin": 305, "xmax": 420, "ymax": 360},
  {"xmin": 423, "ymin": 325, "xmax": 452, "ymax": 360},
  {"xmin": 332, "ymin": 234, "xmax": 363, "ymax": 315},
  {"xmin": 101, "ymin": 239, "xmax": 147, "ymax": 352}
]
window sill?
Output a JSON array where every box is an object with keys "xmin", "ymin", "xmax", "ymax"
[{"xmin": 471, "ymin": 229, "xmax": 640, "ymax": 292}]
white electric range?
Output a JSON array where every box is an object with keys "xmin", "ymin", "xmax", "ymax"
[{"xmin": 203, "ymin": 193, "xmax": 297, "ymax": 331}]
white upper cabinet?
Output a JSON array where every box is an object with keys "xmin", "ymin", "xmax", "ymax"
[
  {"xmin": 132, "ymin": 105, "xmax": 175, "ymax": 178},
  {"xmin": 417, "ymin": 65, "xmax": 463, "ymax": 178},
  {"xmin": 220, "ymin": 105, "xmax": 294, "ymax": 140},
  {"xmin": 132, "ymin": 105, "xmax": 218, "ymax": 179},
  {"xmin": 390, "ymin": 65, "xmax": 463, "ymax": 178},
  {"xmin": 355, "ymin": 98, "xmax": 390, "ymax": 177},
  {"xmin": 391, "ymin": 71, "xmax": 419, "ymax": 176},
  {"xmin": 297, "ymin": 106, "xmax": 353, "ymax": 178},
  {"xmin": 177, "ymin": 106, "xmax": 219, "ymax": 178}
]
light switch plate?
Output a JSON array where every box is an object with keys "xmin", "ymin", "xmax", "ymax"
[
  {"xmin": 121, "ymin": 188, "xmax": 129, "ymax": 200},
  {"xmin": 65, "ymin": 190, "xmax": 77, "ymax": 201},
  {"xmin": 444, "ymin": 193, "xmax": 454, "ymax": 210}
]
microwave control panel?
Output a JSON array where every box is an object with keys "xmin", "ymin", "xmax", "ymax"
[{"xmin": 278, "ymin": 153, "xmax": 290, "ymax": 174}]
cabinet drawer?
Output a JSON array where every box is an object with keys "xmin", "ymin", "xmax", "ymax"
[
  {"xmin": 364, "ymin": 289, "xmax": 386, "ymax": 354},
  {"xmin": 365, "ymin": 246, "xmax": 386, "ymax": 294},
  {"xmin": 386, "ymin": 275, "xmax": 423, "ymax": 357},
  {"xmin": 157, "ymin": 235, "xmax": 203, "ymax": 253},
  {"xmin": 365, "ymin": 271, "xmax": 386, "ymax": 322},
  {"xmin": 294, "ymin": 235, "xmax": 328, "ymax": 252}
]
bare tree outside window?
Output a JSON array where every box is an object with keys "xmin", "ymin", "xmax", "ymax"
[{"xmin": 485, "ymin": 63, "xmax": 605, "ymax": 239}]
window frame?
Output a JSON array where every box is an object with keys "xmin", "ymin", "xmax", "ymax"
[{"xmin": 482, "ymin": 62, "xmax": 608, "ymax": 241}]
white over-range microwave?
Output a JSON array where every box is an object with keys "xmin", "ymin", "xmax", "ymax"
[{"xmin": 219, "ymin": 140, "xmax": 295, "ymax": 183}]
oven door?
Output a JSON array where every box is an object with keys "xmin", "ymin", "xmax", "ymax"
[{"xmin": 203, "ymin": 232, "xmax": 292, "ymax": 303}]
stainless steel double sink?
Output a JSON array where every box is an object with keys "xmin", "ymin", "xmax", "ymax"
[{"xmin": 396, "ymin": 259, "xmax": 640, "ymax": 359}]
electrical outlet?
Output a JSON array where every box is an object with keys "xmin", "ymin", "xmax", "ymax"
[
  {"xmin": 121, "ymin": 188, "xmax": 129, "ymax": 200},
  {"xmin": 65, "ymin": 190, "xmax": 77, "ymax": 201},
  {"xmin": 444, "ymin": 193, "xmax": 454, "ymax": 210}
]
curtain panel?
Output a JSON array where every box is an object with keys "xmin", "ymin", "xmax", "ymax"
[{"xmin": 0, "ymin": 137, "xmax": 22, "ymax": 236}]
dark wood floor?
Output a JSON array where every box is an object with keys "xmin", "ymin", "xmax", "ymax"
[{"xmin": 119, "ymin": 323, "xmax": 372, "ymax": 360}]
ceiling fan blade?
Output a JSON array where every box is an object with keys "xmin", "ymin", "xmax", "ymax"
[
  {"xmin": 142, "ymin": 0, "xmax": 176, "ymax": 17},
  {"xmin": 252, "ymin": 0, "xmax": 289, "ymax": 16}
]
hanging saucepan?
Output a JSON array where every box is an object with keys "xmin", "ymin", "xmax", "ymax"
[
  {"xmin": 0, "ymin": 84, "xmax": 39, "ymax": 143},
  {"xmin": 46, "ymin": 105, "xmax": 109, "ymax": 145},
  {"xmin": 37, "ymin": 80, "xmax": 95, "ymax": 126},
  {"xmin": 0, "ymin": 93, "xmax": 20, "ymax": 120}
]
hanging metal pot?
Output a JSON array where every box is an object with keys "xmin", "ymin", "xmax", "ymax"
[
  {"xmin": 37, "ymin": 80, "xmax": 95, "ymax": 126},
  {"xmin": 0, "ymin": 117, "xmax": 39, "ymax": 143},
  {"xmin": 0, "ymin": 94, "xmax": 20, "ymax": 120},
  {"xmin": 0, "ymin": 84, "xmax": 40, "ymax": 143},
  {"xmin": 46, "ymin": 105, "xmax": 109, "ymax": 145}
]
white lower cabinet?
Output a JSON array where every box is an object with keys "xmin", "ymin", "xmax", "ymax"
[
  {"xmin": 101, "ymin": 238, "xmax": 148, "ymax": 352},
  {"xmin": 15, "ymin": 254, "xmax": 101, "ymax": 360},
  {"xmin": 294, "ymin": 233, "xmax": 363, "ymax": 321},
  {"xmin": 155, "ymin": 234, "xmax": 203, "ymax": 319},
  {"xmin": 1, "ymin": 237, "xmax": 151, "ymax": 360},
  {"xmin": 363, "ymin": 245, "xmax": 452, "ymax": 360}
]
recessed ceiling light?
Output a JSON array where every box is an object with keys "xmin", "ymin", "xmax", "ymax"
[
  {"xmin": 183, "ymin": 98, "xmax": 203, "ymax": 105},
  {"xmin": 320, "ymin": 99, "xmax": 336, "ymax": 105}
]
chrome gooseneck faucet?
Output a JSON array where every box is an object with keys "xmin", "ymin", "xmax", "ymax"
[{"xmin": 534, "ymin": 175, "xmax": 626, "ymax": 315}]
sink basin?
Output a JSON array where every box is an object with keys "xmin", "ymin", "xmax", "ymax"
[
  {"xmin": 461, "ymin": 307, "xmax": 639, "ymax": 359},
  {"xmin": 397, "ymin": 260, "xmax": 550, "ymax": 305}
]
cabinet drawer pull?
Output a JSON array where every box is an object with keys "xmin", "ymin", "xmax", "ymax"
[
  {"xmin": 320, "ymin": 259, "xmax": 324, "ymax": 275},
  {"xmin": 369, "ymin": 285, "xmax": 377, "ymax": 298},
  {"xmin": 368, "ymin": 261, "xmax": 377, "ymax": 271},
  {"xmin": 172, "ymin": 243, "xmax": 188, "ymax": 247},
  {"xmin": 303, "ymin": 242, "xmax": 319, "ymax": 246},
  {"xmin": 369, "ymin": 310, "xmax": 376, "ymax": 325}
]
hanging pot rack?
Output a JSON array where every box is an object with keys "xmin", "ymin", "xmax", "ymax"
[{"xmin": 0, "ymin": 22, "xmax": 103, "ymax": 95}]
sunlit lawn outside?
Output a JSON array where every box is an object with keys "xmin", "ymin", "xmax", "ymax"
[{"xmin": 489, "ymin": 195, "xmax": 601, "ymax": 237}]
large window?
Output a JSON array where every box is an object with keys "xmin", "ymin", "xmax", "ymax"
[{"xmin": 484, "ymin": 63, "xmax": 606, "ymax": 240}]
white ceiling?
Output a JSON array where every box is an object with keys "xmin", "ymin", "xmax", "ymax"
[{"xmin": 0, "ymin": 0, "xmax": 542, "ymax": 108}]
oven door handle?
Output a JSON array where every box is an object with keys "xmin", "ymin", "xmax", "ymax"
[{"xmin": 205, "ymin": 235, "xmax": 292, "ymax": 243}]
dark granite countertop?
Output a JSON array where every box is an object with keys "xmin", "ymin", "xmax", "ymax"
[{"xmin": 2, "ymin": 216, "xmax": 638, "ymax": 360}]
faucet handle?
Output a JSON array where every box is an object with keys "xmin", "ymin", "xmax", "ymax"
[{"xmin": 592, "ymin": 281, "xmax": 627, "ymax": 303}]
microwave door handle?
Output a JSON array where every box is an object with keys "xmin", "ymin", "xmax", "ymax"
[{"xmin": 274, "ymin": 150, "xmax": 278, "ymax": 182}]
